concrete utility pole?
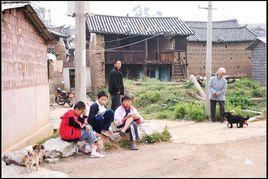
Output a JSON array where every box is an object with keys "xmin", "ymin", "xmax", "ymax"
[
  {"xmin": 199, "ymin": 1, "xmax": 216, "ymax": 118},
  {"xmin": 74, "ymin": 1, "xmax": 86, "ymax": 103}
]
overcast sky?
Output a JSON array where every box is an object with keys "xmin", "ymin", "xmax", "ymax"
[{"xmin": 34, "ymin": 1, "xmax": 266, "ymax": 27}]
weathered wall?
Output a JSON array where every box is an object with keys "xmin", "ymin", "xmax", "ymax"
[
  {"xmin": 63, "ymin": 67, "xmax": 91, "ymax": 92},
  {"xmin": 187, "ymin": 42, "xmax": 252, "ymax": 76},
  {"xmin": 88, "ymin": 33, "xmax": 105, "ymax": 92},
  {"xmin": 251, "ymin": 42, "xmax": 267, "ymax": 85},
  {"xmin": 2, "ymin": 8, "xmax": 53, "ymax": 152}
]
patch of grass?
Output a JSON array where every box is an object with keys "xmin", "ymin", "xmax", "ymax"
[
  {"xmin": 119, "ymin": 140, "xmax": 131, "ymax": 149},
  {"xmin": 104, "ymin": 142, "xmax": 119, "ymax": 151},
  {"xmin": 174, "ymin": 102, "xmax": 207, "ymax": 121},
  {"xmin": 143, "ymin": 126, "xmax": 172, "ymax": 144},
  {"xmin": 92, "ymin": 77, "xmax": 266, "ymax": 122}
]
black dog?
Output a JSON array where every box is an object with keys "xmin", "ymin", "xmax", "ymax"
[{"xmin": 223, "ymin": 112, "xmax": 249, "ymax": 128}]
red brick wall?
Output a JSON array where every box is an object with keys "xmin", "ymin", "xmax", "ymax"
[
  {"xmin": 2, "ymin": 8, "xmax": 48, "ymax": 90},
  {"xmin": 187, "ymin": 42, "xmax": 252, "ymax": 76}
]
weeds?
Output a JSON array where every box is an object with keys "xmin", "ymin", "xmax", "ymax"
[{"xmin": 143, "ymin": 126, "xmax": 172, "ymax": 144}]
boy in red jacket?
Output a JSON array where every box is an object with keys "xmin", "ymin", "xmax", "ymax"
[{"xmin": 59, "ymin": 101, "xmax": 105, "ymax": 158}]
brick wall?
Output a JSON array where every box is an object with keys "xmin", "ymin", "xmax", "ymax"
[
  {"xmin": 187, "ymin": 42, "xmax": 252, "ymax": 76},
  {"xmin": 88, "ymin": 33, "xmax": 105, "ymax": 92},
  {"xmin": 2, "ymin": 8, "xmax": 48, "ymax": 90}
]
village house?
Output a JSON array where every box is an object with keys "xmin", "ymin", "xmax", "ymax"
[
  {"xmin": 246, "ymin": 37, "xmax": 267, "ymax": 85},
  {"xmin": 86, "ymin": 14, "xmax": 194, "ymax": 91},
  {"xmin": 185, "ymin": 19, "xmax": 257, "ymax": 76},
  {"xmin": 52, "ymin": 26, "xmax": 93, "ymax": 92},
  {"xmin": 46, "ymin": 28, "xmax": 69, "ymax": 93},
  {"xmin": 2, "ymin": 2, "xmax": 56, "ymax": 152}
]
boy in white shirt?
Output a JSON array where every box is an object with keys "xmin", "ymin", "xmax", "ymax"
[{"xmin": 114, "ymin": 95, "xmax": 143, "ymax": 150}]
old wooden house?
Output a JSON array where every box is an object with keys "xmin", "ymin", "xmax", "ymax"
[
  {"xmin": 185, "ymin": 19, "xmax": 257, "ymax": 76},
  {"xmin": 86, "ymin": 14, "xmax": 194, "ymax": 90},
  {"xmin": 2, "ymin": 2, "xmax": 56, "ymax": 152},
  {"xmin": 246, "ymin": 37, "xmax": 266, "ymax": 85}
]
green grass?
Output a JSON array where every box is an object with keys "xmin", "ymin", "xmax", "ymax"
[
  {"xmin": 92, "ymin": 77, "xmax": 266, "ymax": 121},
  {"xmin": 143, "ymin": 126, "xmax": 172, "ymax": 144},
  {"xmin": 124, "ymin": 77, "xmax": 266, "ymax": 121}
]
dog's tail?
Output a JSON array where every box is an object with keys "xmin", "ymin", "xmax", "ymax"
[{"xmin": 246, "ymin": 116, "xmax": 249, "ymax": 120}]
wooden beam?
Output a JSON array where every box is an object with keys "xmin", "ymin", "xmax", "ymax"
[
  {"xmin": 189, "ymin": 74, "xmax": 206, "ymax": 98},
  {"xmin": 145, "ymin": 40, "xmax": 148, "ymax": 60},
  {"xmin": 157, "ymin": 37, "xmax": 160, "ymax": 61}
]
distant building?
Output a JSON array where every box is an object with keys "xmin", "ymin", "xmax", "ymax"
[
  {"xmin": 47, "ymin": 28, "xmax": 70, "ymax": 93},
  {"xmin": 2, "ymin": 2, "xmax": 56, "ymax": 152},
  {"xmin": 185, "ymin": 19, "xmax": 257, "ymax": 76},
  {"xmin": 85, "ymin": 14, "xmax": 194, "ymax": 91},
  {"xmin": 246, "ymin": 37, "xmax": 267, "ymax": 85}
]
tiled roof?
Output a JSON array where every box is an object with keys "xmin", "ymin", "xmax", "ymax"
[
  {"xmin": 86, "ymin": 14, "xmax": 194, "ymax": 36},
  {"xmin": 185, "ymin": 19, "xmax": 257, "ymax": 42},
  {"xmin": 1, "ymin": 1, "xmax": 29, "ymax": 11},
  {"xmin": 48, "ymin": 28, "xmax": 70, "ymax": 38},
  {"xmin": 246, "ymin": 36, "xmax": 266, "ymax": 50},
  {"xmin": 2, "ymin": 2, "xmax": 56, "ymax": 44}
]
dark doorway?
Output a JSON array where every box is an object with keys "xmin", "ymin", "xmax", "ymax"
[{"xmin": 69, "ymin": 69, "xmax": 75, "ymax": 90}]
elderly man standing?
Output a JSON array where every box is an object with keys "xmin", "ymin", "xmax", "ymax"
[{"xmin": 209, "ymin": 67, "xmax": 227, "ymax": 123}]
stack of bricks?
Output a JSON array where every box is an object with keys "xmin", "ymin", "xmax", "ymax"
[
  {"xmin": 186, "ymin": 42, "xmax": 252, "ymax": 76},
  {"xmin": 2, "ymin": 8, "xmax": 48, "ymax": 91}
]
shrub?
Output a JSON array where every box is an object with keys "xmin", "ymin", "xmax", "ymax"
[
  {"xmin": 174, "ymin": 102, "xmax": 207, "ymax": 121},
  {"xmin": 251, "ymin": 88, "xmax": 264, "ymax": 97},
  {"xmin": 227, "ymin": 91, "xmax": 253, "ymax": 109},
  {"xmin": 144, "ymin": 126, "xmax": 172, "ymax": 144},
  {"xmin": 156, "ymin": 110, "xmax": 171, "ymax": 119},
  {"xmin": 144, "ymin": 132, "xmax": 162, "ymax": 143},
  {"xmin": 185, "ymin": 81, "xmax": 194, "ymax": 89},
  {"xmin": 234, "ymin": 78, "xmax": 260, "ymax": 89},
  {"xmin": 174, "ymin": 103, "xmax": 187, "ymax": 119},
  {"xmin": 160, "ymin": 126, "xmax": 172, "ymax": 141}
]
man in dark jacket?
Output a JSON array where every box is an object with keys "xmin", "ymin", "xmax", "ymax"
[{"xmin": 108, "ymin": 59, "xmax": 124, "ymax": 111}]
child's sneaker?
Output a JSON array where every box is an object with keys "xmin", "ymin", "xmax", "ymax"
[
  {"xmin": 90, "ymin": 150, "xmax": 105, "ymax": 158},
  {"xmin": 84, "ymin": 144, "xmax": 91, "ymax": 153}
]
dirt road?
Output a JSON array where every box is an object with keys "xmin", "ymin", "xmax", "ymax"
[{"xmin": 43, "ymin": 119, "xmax": 266, "ymax": 178}]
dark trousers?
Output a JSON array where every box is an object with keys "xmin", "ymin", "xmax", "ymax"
[
  {"xmin": 90, "ymin": 109, "xmax": 114, "ymax": 133},
  {"xmin": 111, "ymin": 94, "xmax": 121, "ymax": 111},
  {"xmin": 210, "ymin": 100, "xmax": 225, "ymax": 122},
  {"xmin": 117, "ymin": 121, "xmax": 140, "ymax": 141}
]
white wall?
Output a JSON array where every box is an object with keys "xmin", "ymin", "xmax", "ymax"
[
  {"xmin": 86, "ymin": 67, "xmax": 92, "ymax": 92},
  {"xmin": 2, "ymin": 84, "xmax": 51, "ymax": 151},
  {"xmin": 63, "ymin": 67, "xmax": 91, "ymax": 92},
  {"xmin": 63, "ymin": 68, "xmax": 71, "ymax": 90}
]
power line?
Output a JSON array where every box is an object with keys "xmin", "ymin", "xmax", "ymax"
[
  {"xmin": 88, "ymin": 22, "xmax": 186, "ymax": 52},
  {"xmin": 105, "ymin": 34, "xmax": 142, "ymax": 43},
  {"xmin": 88, "ymin": 32, "xmax": 164, "ymax": 52}
]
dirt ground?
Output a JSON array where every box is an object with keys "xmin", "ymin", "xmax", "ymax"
[{"xmin": 42, "ymin": 117, "xmax": 266, "ymax": 178}]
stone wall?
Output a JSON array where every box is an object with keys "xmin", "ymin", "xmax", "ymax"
[
  {"xmin": 187, "ymin": 42, "xmax": 252, "ymax": 76},
  {"xmin": 2, "ymin": 8, "xmax": 53, "ymax": 152}
]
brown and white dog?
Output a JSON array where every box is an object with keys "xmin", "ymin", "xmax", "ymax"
[{"xmin": 22, "ymin": 144, "xmax": 45, "ymax": 173}]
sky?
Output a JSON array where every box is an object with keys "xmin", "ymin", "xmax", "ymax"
[{"xmin": 33, "ymin": 1, "xmax": 266, "ymax": 27}]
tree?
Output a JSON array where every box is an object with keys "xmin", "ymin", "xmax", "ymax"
[{"xmin": 131, "ymin": 4, "xmax": 162, "ymax": 17}]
